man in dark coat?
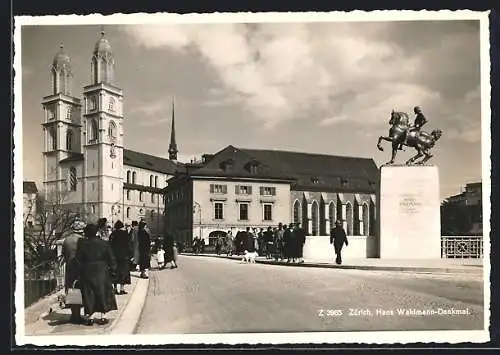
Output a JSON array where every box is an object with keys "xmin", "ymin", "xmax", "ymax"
[
  {"xmin": 294, "ymin": 222, "xmax": 307, "ymax": 263},
  {"xmin": 274, "ymin": 223, "xmax": 285, "ymax": 261},
  {"xmin": 283, "ymin": 224, "xmax": 293, "ymax": 262},
  {"xmin": 264, "ymin": 226, "xmax": 274, "ymax": 259},
  {"xmin": 137, "ymin": 220, "xmax": 151, "ymax": 279},
  {"xmin": 330, "ymin": 220, "xmax": 348, "ymax": 265},
  {"xmin": 62, "ymin": 220, "xmax": 86, "ymax": 323}
]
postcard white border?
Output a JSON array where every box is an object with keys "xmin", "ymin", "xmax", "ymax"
[{"xmin": 13, "ymin": 10, "xmax": 491, "ymax": 346}]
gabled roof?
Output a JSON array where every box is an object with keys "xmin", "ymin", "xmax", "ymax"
[
  {"xmin": 123, "ymin": 149, "xmax": 182, "ymax": 175},
  {"xmin": 180, "ymin": 145, "xmax": 378, "ymax": 193},
  {"xmin": 23, "ymin": 181, "xmax": 38, "ymax": 194}
]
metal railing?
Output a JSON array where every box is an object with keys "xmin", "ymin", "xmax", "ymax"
[
  {"xmin": 441, "ymin": 236, "xmax": 483, "ymax": 259},
  {"xmin": 24, "ymin": 259, "xmax": 65, "ymax": 308}
]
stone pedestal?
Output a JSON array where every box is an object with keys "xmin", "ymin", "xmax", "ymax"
[{"xmin": 377, "ymin": 165, "xmax": 441, "ymax": 259}]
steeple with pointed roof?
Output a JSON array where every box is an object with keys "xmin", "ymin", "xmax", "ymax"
[
  {"xmin": 168, "ymin": 99, "xmax": 178, "ymax": 161},
  {"xmin": 91, "ymin": 29, "xmax": 114, "ymax": 84},
  {"xmin": 51, "ymin": 44, "xmax": 73, "ymax": 95}
]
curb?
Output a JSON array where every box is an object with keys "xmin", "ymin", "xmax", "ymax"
[
  {"xmin": 181, "ymin": 253, "xmax": 483, "ymax": 275},
  {"xmin": 106, "ymin": 276, "xmax": 149, "ymax": 335}
]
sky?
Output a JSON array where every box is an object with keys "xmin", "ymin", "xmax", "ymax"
[{"xmin": 19, "ymin": 18, "xmax": 485, "ymax": 199}]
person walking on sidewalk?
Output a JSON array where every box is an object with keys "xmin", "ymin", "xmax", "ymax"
[
  {"xmin": 130, "ymin": 221, "xmax": 140, "ymax": 271},
  {"xmin": 137, "ymin": 220, "xmax": 152, "ymax": 279},
  {"xmin": 62, "ymin": 220, "xmax": 86, "ymax": 324},
  {"xmin": 109, "ymin": 220, "xmax": 132, "ymax": 295},
  {"xmin": 75, "ymin": 223, "xmax": 118, "ymax": 326},
  {"xmin": 330, "ymin": 220, "xmax": 348, "ymax": 265}
]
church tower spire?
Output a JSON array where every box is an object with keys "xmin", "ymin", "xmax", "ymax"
[{"xmin": 168, "ymin": 99, "xmax": 178, "ymax": 161}]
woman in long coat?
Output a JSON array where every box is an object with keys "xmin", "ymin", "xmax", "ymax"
[
  {"xmin": 138, "ymin": 220, "xmax": 151, "ymax": 278},
  {"xmin": 75, "ymin": 223, "xmax": 118, "ymax": 325},
  {"xmin": 109, "ymin": 220, "xmax": 132, "ymax": 294},
  {"xmin": 163, "ymin": 232, "xmax": 177, "ymax": 268}
]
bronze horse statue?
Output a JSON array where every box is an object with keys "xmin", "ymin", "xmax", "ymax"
[{"xmin": 377, "ymin": 110, "xmax": 443, "ymax": 165}]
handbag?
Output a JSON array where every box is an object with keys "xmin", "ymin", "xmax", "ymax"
[{"xmin": 66, "ymin": 280, "xmax": 83, "ymax": 305}]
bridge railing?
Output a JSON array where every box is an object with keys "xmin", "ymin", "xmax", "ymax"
[{"xmin": 441, "ymin": 235, "xmax": 483, "ymax": 258}]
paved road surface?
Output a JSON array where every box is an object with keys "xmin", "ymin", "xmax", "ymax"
[{"xmin": 135, "ymin": 256, "xmax": 484, "ymax": 334}]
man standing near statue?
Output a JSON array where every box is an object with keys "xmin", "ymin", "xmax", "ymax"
[{"xmin": 330, "ymin": 220, "xmax": 348, "ymax": 265}]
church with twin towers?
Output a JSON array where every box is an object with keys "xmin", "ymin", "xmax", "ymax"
[
  {"xmin": 42, "ymin": 30, "xmax": 380, "ymax": 250},
  {"xmin": 42, "ymin": 31, "xmax": 180, "ymax": 234}
]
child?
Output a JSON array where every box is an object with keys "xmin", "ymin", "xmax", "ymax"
[
  {"xmin": 171, "ymin": 242, "xmax": 178, "ymax": 269},
  {"xmin": 156, "ymin": 246, "xmax": 165, "ymax": 269}
]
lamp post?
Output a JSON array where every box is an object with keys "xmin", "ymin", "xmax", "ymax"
[{"xmin": 193, "ymin": 201, "xmax": 202, "ymax": 242}]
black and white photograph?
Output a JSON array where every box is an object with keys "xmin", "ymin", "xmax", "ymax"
[{"xmin": 14, "ymin": 11, "xmax": 491, "ymax": 345}]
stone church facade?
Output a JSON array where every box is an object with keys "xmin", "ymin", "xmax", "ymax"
[{"xmin": 41, "ymin": 32, "xmax": 180, "ymax": 234}]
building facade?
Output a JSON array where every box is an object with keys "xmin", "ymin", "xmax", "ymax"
[
  {"xmin": 441, "ymin": 182, "xmax": 483, "ymax": 236},
  {"xmin": 165, "ymin": 145, "xmax": 379, "ymax": 246},
  {"xmin": 23, "ymin": 181, "xmax": 38, "ymax": 228},
  {"xmin": 41, "ymin": 32, "xmax": 181, "ymax": 234}
]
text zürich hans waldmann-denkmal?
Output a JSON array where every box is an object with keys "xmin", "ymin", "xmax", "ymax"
[{"xmin": 318, "ymin": 308, "xmax": 471, "ymax": 317}]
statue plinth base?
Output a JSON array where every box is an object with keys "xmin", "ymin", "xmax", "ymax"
[{"xmin": 377, "ymin": 165, "xmax": 441, "ymax": 259}]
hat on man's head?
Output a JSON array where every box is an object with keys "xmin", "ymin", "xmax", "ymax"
[
  {"xmin": 335, "ymin": 220, "xmax": 342, "ymax": 226},
  {"xmin": 114, "ymin": 220, "xmax": 124, "ymax": 230},
  {"xmin": 71, "ymin": 220, "xmax": 86, "ymax": 233}
]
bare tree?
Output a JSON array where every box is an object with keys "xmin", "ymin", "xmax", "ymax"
[{"xmin": 23, "ymin": 186, "xmax": 93, "ymax": 273}]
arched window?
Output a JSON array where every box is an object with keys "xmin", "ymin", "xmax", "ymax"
[
  {"xmin": 109, "ymin": 97, "xmax": 115, "ymax": 112},
  {"xmin": 369, "ymin": 200, "xmax": 376, "ymax": 236},
  {"xmin": 90, "ymin": 119, "xmax": 98, "ymax": 142},
  {"xmin": 311, "ymin": 201, "xmax": 319, "ymax": 236},
  {"xmin": 108, "ymin": 120, "xmax": 116, "ymax": 139},
  {"xmin": 149, "ymin": 175, "xmax": 153, "ymax": 187},
  {"xmin": 126, "ymin": 207, "xmax": 131, "ymax": 219},
  {"xmin": 49, "ymin": 127, "xmax": 57, "ymax": 150},
  {"xmin": 69, "ymin": 166, "xmax": 77, "ymax": 191},
  {"xmin": 126, "ymin": 171, "xmax": 131, "ymax": 184},
  {"xmin": 66, "ymin": 130, "xmax": 73, "ymax": 151},
  {"xmin": 132, "ymin": 172, "xmax": 137, "ymax": 184},
  {"xmin": 139, "ymin": 192, "xmax": 143, "ymax": 202},
  {"xmin": 155, "ymin": 176, "xmax": 158, "ymax": 188},
  {"xmin": 126, "ymin": 190, "xmax": 131, "ymax": 200},
  {"xmin": 329, "ymin": 202, "xmax": 336, "ymax": 229},
  {"xmin": 293, "ymin": 200, "xmax": 301, "ymax": 225},
  {"xmin": 346, "ymin": 202, "xmax": 353, "ymax": 235},
  {"xmin": 362, "ymin": 203, "xmax": 369, "ymax": 236}
]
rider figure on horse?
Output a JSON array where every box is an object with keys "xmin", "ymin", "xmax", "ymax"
[{"xmin": 398, "ymin": 106, "xmax": 428, "ymax": 150}]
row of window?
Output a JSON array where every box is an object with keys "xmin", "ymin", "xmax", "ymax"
[
  {"xmin": 46, "ymin": 120, "xmax": 117, "ymax": 151},
  {"xmin": 125, "ymin": 190, "xmax": 163, "ymax": 204},
  {"xmin": 212, "ymin": 202, "xmax": 273, "ymax": 221},
  {"xmin": 87, "ymin": 95, "xmax": 116, "ymax": 113},
  {"xmin": 126, "ymin": 171, "xmax": 161, "ymax": 188},
  {"xmin": 46, "ymin": 106, "xmax": 76, "ymax": 121},
  {"xmin": 210, "ymin": 184, "xmax": 277, "ymax": 196},
  {"xmin": 125, "ymin": 207, "xmax": 163, "ymax": 219}
]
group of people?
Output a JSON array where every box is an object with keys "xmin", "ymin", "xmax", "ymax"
[
  {"xmin": 61, "ymin": 217, "xmax": 173, "ymax": 326},
  {"xmin": 205, "ymin": 219, "xmax": 350, "ymax": 265},
  {"xmin": 210, "ymin": 223, "xmax": 308, "ymax": 263}
]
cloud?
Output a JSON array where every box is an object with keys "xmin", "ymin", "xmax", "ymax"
[{"xmin": 121, "ymin": 21, "xmax": 480, "ymax": 136}]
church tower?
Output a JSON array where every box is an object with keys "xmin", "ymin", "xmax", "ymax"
[
  {"xmin": 82, "ymin": 30, "xmax": 124, "ymax": 221},
  {"xmin": 42, "ymin": 45, "xmax": 82, "ymax": 200},
  {"xmin": 168, "ymin": 100, "xmax": 178, "ymax": 161}
]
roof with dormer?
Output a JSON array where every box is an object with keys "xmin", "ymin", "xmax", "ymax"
[{"xmin": 177, "ymin": 145, "xmax": 378, "ymax": 193}]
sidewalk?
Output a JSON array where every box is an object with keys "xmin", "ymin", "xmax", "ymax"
[
  {"xmin": 182, "ymin": 253, "xmax": 484, "ymax": 275},
  {"xmin": 24, "ymin": 270, "xmax": 147, "ymax": 336}
]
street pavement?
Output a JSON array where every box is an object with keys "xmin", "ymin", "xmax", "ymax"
[{"xmin": 135, "ymin": 255, "xmax": 484, "ymax": 334}]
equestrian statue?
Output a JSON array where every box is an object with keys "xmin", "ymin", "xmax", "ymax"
[{"xmin": 376, "ymin": 106, "xmax": 443, "ymax": 166}]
